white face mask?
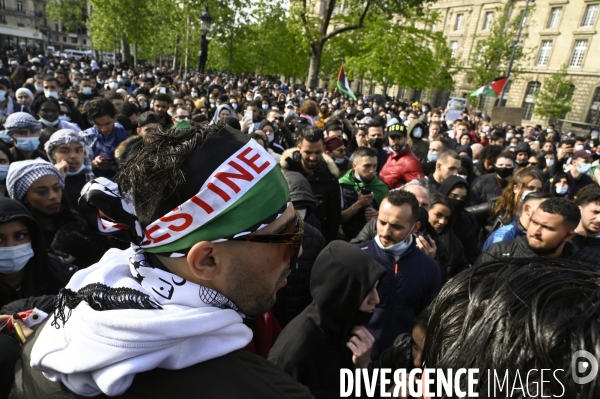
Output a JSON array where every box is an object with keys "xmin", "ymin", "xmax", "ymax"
[
  {"xmin": 45, "ymin": 90, "xmax": 59, "ymax": 99},
  {"xmin": 375, "ymin": 224, "xmax": 415, "ymax": 254},
  {"xmin": 0, "ymin": 242, "xmax": 34, "ymax": 274},
  {"xmin": 546, "ymin": 159, "xmax": 555, "ymax": 167},
  {"xmin": 412, "ymin": 127, "xmax": 423, "ymax": 138}
]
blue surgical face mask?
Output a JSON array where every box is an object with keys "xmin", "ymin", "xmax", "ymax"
[
  {"xmin": 16, "ymin": 137, "xmax": 40, "ymax": 152},
  {"xmin": 44, "ymin": 90, "xmax": 58, "ymax": 99},
  {"xmin": 262, "ymin": 104, "xmax": 269, "ymax": 111},
  {"xmin": 375, "ymin": 224, "xmax": 415, "ymax": 254},
  {"xmin": 82, "ymin": 87, "xmax": 92, "ymax": 95},
  {"xmin": 35, "ymin": 85, "xmax": 43, "ymax": 93},
  {"xmin": 267, "ymin": 134, "xmax": 275, "ymax": 143},
  {"xmin": 482, "ymin": 125, "xmax": 490, "ymax": 133},
  {"xmin": 67, "ymin": 164, "xmax": 85, "ymax": 176},
  {"xmin": 507, "ymin": 133, "xmax": 514, "ymax": 139},
  {"xmin": 555, "ymin": 185, "xmax": 568, "ymax": 195},
  {"xmin": 0, "ymin": 90, "xmax": 6, "ymax": 102},
  {"xmin": 231, "ymin": 103, "xmax": 238, "ymax": 110},
  {"xmin": 0, "ymin": 164, "xmax": 8, "ymax": 180},
  {"xmin": 0, "ymin": 130, "xmax": 11, "ymax": 144},
  {"xmin": 427, "ymin": 151, "xmax": 439, "ymax": 162},
  {"xmin": 575, "ymin": 144, "xmax": 585, "ymax": 152},
  {"xmin": 412, "ymin": 127, "xmax": 423, "ymax": 139},
  {"xmin": 577, "ymin": 163, "xmax": 592, "ymax": 174},
  {"xmin": 39, "ymin": 117, "xmax": 59, "ymax": 127},
  {"xmin": 0, "ymin": 242, "xmax": 34, "ymax": 274},
  {"xmin": 58, "ymin": 115, "xmax": 71, "ymax": 122}
]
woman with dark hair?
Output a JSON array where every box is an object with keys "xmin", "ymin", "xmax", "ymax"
[
  {"xmin": 9, "ymin": 66, "xmax": 31, "ymax": 89},
  {"xmin": 0, "ymin": 142, "xmax": 13, "ymax": 197},
  {"xmin": 6, "ymin": 159, "xmax": 105, "ymax": 268}
]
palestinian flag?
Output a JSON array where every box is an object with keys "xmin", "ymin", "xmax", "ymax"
[
  {"xmin": 470, "ymin": 77, "xmax": 509, "ymax": 98},
  {"xmin": 337, "ymin": 64, "xmax": 357, "ymax": 100}
]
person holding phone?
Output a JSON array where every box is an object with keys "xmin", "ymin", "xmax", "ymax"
[
  {"xmin": 339, "ymin": 147, "xmax": 389, "ymax": 240},
  {"xmin": 80, "ymin": 98, "xmax": 128, "ymax": 179}
]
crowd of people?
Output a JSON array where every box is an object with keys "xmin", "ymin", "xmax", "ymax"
[{"xmin": 0, "ymin": 50, "xmax": 598, "ymax": 398}]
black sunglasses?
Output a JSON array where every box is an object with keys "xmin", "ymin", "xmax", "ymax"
[{"xmin": 230, "ymin": 212, "xmax": 304, "ymax": 267}]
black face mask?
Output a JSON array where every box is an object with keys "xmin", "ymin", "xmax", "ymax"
[
  {"xmin": 368, "ymin": 137, "xmax": 384, "ymax": 150},
  {"xmin": 448, "ymin": 198, "xmax": 465, "ymax": 214},
  {"xmin": 495, "ymin": 166, "xmax": 514, "ymax": 179},
  {"xmin": 352, "ymin": 310, "xmax": 374, "ymax": 326}
]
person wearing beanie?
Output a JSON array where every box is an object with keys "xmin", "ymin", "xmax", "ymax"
[
  {"xmin": 324, "ymin": 135, "xmax": 349, "ymax": 175},
  {"xmin": 15, "ymin": 87, "xmax": 34, "ymax": 114},
  {"xmin": 6, "ymin": 158, "xmax": 106, "ymax": 267},
  {"xmin": 514, "ymin": 141, "xmax": 532, "ymax": 169},
  {"xmin": 44, "ymin": 129, "xmax": 95, "ymax": 210},
  {"xmin": 4, "ymin": 112, "xmax": 48, "ymax": 162}
]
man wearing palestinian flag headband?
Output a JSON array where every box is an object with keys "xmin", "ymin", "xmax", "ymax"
[{"xmin": 11, "ymin": 122, "xmax": 312, "ymax": 398}]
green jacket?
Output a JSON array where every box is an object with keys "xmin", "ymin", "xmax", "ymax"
[{"xmin": 338, "ymin": 168, "xmax": 389, "ymax": 205}]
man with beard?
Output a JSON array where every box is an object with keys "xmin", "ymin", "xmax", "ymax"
[
  {"xmin": 379, "ymin": 123, "xmax": 424, "ymax": 189},
  {"xmin": 475, "ymin": 197, "xmax": 581, "ymax": 265},
  {"xmin": 339, "ymin": 147, "xmax": 389, "ymax": 240},
  {"xmin": 10, "ymin": 122, "xmax": 312, "ymax": 398},
  {"xmin": 572, "ymin": 185, "xmax": 600, "ymax": 268},
  {"xmin": 280, "ymin": 127, "xmax": 341, "ymax": 242}
]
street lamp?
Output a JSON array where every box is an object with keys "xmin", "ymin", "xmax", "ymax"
[{"xmin": 198, "ymin": 4, "xmax": 213, "ymax": 74}]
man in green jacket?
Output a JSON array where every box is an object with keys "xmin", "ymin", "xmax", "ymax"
[{"xmin": 339, "ymin": 147, "xmax": 389, "ymax": 240}]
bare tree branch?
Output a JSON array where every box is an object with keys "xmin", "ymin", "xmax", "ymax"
[{"xmin": 323, "ymin": 1, "xmax": 371, "ymax": 42}]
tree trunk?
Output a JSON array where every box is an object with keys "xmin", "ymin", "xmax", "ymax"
[
  {"xmin": 307, "ymin": 40, "xmax": 324, "ymax": 89},
  {"xmin": 172, "ymin": 35, "xmax": 180, "ymax": 70},
  {"xmin": 121, "ymin": 38, "xmax": 133, "ymax": 66}
]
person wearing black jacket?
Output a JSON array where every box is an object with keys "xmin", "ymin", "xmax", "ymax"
[
  {"xmin": 274, "ymin": 171, "xmax": 326, "ymax": 327},
  {"xmin": 572, "ymin": 185, "xmax": 600, "ymax": 269},
  {"xmin": 269, "ymin": 241, "xmax": 386, "ymax": 399},
  {"xmin": 280, "ymin": 127, "xmax": 341, "ymax": 243},
  {"xmin": 471, "ymin": 151, "xmax": 515, "ymax": 204},
  {"xmin": 476, "ymin": 197, "xmax": 581, "ymax": 266},
  {"xmin": 438, "ymin": 175, "xmax": 481, "ymax": 264},
  {"xmin": 0, "ymin": 199, "xmax": 75, "ymax": 398}
]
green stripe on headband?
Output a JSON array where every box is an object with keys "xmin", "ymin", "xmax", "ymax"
[{"xmin": 144, "ymin": 167, "xmax": 290, "ymax": 254}]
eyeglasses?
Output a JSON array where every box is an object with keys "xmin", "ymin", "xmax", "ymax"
[
  {"xmin": 230, "ymin": 211, "xmax": 304, "ymax": 267},
  {"xmin": 527, "ymin": 162, "xmax": 539, "ymax": 166}
]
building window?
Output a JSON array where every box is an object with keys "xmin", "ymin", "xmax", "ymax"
[
  {"xmin": 536, "ymin": 40, "xmax": 553, "ymax": 66},
  {"xmin": 71, "ymin": 37, "xmax": 77, "ymax": 44},
  {"xmin": 482, "ymin": 12, "xmax": 493, "ymax": 30},
  {"xmin": 547, "ymin": 7, "xmax": 562, "ymax": 28},
  {"xmin": 454, "ymin": 13, "xmax": 464, "ymax": 30},
  {"xmin": 431, "ymin": 22, "xmax": 436, "ymax": 32},
  {"xmin": 83, "ymin": 39, "xmax": 86, "ymax": 45},
  {"xmin": 569, "ymin": 40, "xmax": 588, "ymax": 67},
  {"xmin": 0, "ymin": 14, "xmax": 5, "ymax": 22},
  {"xmin": 582, "ymin": 4, "xmax": 599, "ymax": 27},
  {"xmin": 62, "ymin": 36, "xmax": 66, "ymax": 42},
  {"xmin": 55, "ymin": 23, "xmax": 58, "ymax": 31},
  {"xmin": 449, "ymin": 41, "xmax": 458, "ymax": 57},
  {"xmin": 16, "ymin": 1, "xmax": 22, "ymax": 12},
  {"xmin": 0, "ymin": 1, "xmax": 5, "ymax": 10},
  {"xmin": 586, "ymin": 87, "xmax": 600, "ymax": 124},
  {"xmin": 522, "ymin": 81, "xmax": 541, "ymax": 120},
  {"xmin": 17, "ymin": 16, "xmax": 23, "ymax": 26}
]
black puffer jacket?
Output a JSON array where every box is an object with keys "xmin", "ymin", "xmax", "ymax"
[
  {"xmin": 471, "ymin": 173, "xmax": 507, "ymax": 204},
  {"xmin": 475, "ymin": 236, "xmax": 580, "ymax": 266},
  {"xmin": 571, "ymin": 235, "xmax": 600, "ymax": 270}
]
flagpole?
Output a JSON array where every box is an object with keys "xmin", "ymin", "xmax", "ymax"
[{"xmin": 498, "ymin": 0, "xmax": 535, "ymax": 106}]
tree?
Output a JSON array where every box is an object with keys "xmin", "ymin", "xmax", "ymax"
[
  {"xmin": 340, "ymin": 11, "xmax": 457, "ymax": 93},
  {"xmin": 45, "ymin": 0, "xmax": 87, "ymax": 32},
  {"xmin": 289, "ymin": 0, "xmax": 432, "ymax": 88},
  {"xmin": 533, "ymin": 65, "xmax": 574, "ymax": 122},
  {"xmin": 466, "ymin": 3, "xmax": 534, "ymax": 104}
]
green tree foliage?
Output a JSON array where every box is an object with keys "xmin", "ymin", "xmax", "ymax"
[
  {"xmin": 289, "ymin": 0, "xmax": 434, "ymax": 88},
  {"xmin": 339, "ymin": 12, "xmax": 457, "ymax": 92},
  {"xmin": 533, "ymin": 65, "xmax": 574, "ymax": 121},
  {"xmin": 45, "ymin": 0, "xmax": 87, "ymax": 32},
  {"xmin": 466, "ymin": 3, "xmax": 533, "ymax": 90}
]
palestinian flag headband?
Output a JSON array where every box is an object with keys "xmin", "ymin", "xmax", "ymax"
[{"xmin": 79, "ymin": 126, "xmax": 290, "ymax": 257}]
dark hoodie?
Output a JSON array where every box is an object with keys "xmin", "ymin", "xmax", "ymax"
[
  {"xmin": 0, "ymin": 197, "xmax": 75, "ymax": 308},
  {"xmin": 438, "ymin": 176, "xmax": 481, "ymax": 263},
  {"xmin": 274, "ymin": 171, "xmax": 326, "ymax": 327},
  {"xmin": 406, "ymin": 119, "xmax": 428, "ymax": 160},
  {"xmin": 269, "ymin": 241, "xmax": 386, "ymax": 399}
]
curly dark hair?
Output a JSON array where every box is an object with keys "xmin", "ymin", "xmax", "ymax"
[{"xmin": 115, "ymin": 121, "xmax": 221, "ymax": 225}]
